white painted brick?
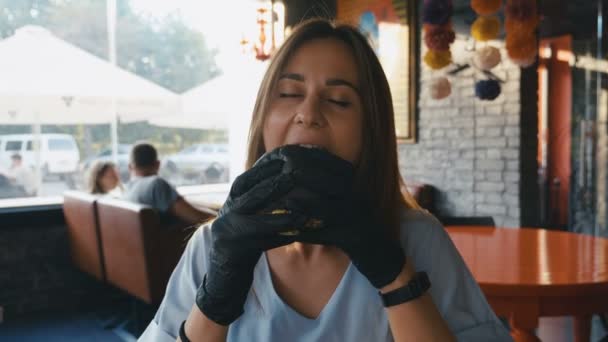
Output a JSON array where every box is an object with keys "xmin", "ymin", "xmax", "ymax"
[
  {"xmin": 486, "ymin": 193, "xmax": 503, "ymax": 204},
  {"xmin": 476, "ymin": 182, "xmax": 506, "ymax": 192},
  {"xmin": 476, "ymin": 204, "xmax": 508, "ymax": 215},
  {"xmin": 508, "ymin": 137, "xmax": 520, "ymax": 147},
  {"xmin": 477, "ymin": 137, "xmax": 507, "ymax": 148},
  {"xmin": 484, "ymin": 105, "xmax": 504, "ymax": 116},
  {"xmin": 503, "ymin": 194, "xmax": 519, "ymax": 206},
  {"xmin": 502, "ymin": 149, "xmax": 518, "ymax": 160},
  {"xmin": 486, "ymin": 171, "xmax": 503, "ymax": 182},
  {"xmin": 504, "ymin": 171, "xmax": 520, "ymax": 182},
  {"xmin": 507, "ymin": 160, "xmax": 520, "ymax": 171},
  {"xmin": 477, "ymin": 116, "xmax": 507, "ymax": 127},
  {"xmin": 477, "ymin": 160, "xmax": 505, "ymax": 171},
  {"xmin": 486, "ymin": 149, "xmax": 502, "ymax": 159},
  {"xmin": 504, "ymin": 127, "xmax": 520, "ymax": 137},
  {"xmin": 503, "ymin": 218, "xmax": 521, "ymax": 228}
]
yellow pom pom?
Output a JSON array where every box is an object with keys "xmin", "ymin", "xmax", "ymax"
[
  {"xmin": 424, "ymin": 50, "xmax": 452, "ymax": 70},
  {"xmin": 471, "ymin": 0, "xmax": 502, "ymax": 16},
  {"xmin": 471, "ymin": 16, "xmax": 501, "ymax": 41}
]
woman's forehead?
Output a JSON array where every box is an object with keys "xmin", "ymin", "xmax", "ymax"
[{"xmin": 280, "ymin": 38, "xmax": 360, "ymax": 83}]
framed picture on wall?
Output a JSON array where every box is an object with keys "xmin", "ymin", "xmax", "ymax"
[{"xmin": 355, "ymin": 0, "xmax": 418, "ymax": 143}]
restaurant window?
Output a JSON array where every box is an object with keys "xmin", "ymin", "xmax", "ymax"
[{"xmin": 0, "ymin": 0, "xmax": 278, "ymax": 207}]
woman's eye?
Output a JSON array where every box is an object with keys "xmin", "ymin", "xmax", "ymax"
[
  {"xmin": 328, "ymin": 99, "xmax": 350, "ymax": 108},
  {"xmin": 279, "ymin": 93, "xmax": 302, "ymax": 98}
]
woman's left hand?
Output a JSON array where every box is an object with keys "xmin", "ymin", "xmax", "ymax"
[{"xmin": 278, "ymin": 146, "xmax": 406, "ymax": 289}]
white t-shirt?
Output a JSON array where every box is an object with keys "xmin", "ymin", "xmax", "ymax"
[
  {"xmin": 8, "ymin": 165, "xmax": 36, "ymax": 195},
  {"xmin": 139, "ymin": 209, "xmax": 512, "ymax": 342}
]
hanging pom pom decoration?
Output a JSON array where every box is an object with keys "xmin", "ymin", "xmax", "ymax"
[
  {"xmin": 423, "ymin": 0, "xmax": 453, "ymax": 26},
  {"xmin": 471, "ymin": 16, "xmax": 501, "ymax": 41},
  {"xmin": 470, "ymin": 0, "xmax": 502, "ymax": 16},
  {"xmin": 504, "ymin": 0, "xmax": 539, "ymax": 67},
  {"xmin": 505, "ymin": 16, "xmax": 539, "ymax": 33},
  {"xmin": 509, "ymin": 55, "xmax": 536, "ymax": 68},
  {"xmin": 424, "ymin": 50, "xmax": 453, "ymax": 70},
  {"xmin": 423, "ymin": 0, "xmax": 454, "ymax": 100},
  {"xmin": 505, "ymin": 0, "xmax": 537, "ymax": 21},
  {"xmin": 424, "ymin": 24, "xmax": 456, "ymax": 51},
  {"xmin": 429, "ymin": 77, "xmax": 452, "ymax": 100},
  {"xmin": 506, "ymin": 29, "xmax": 537, "ymax": 60},
  {"xmin": 468, "ymin": 0, "xmax": 504, "ymax": 101},
  {"xmin": 475, "ymin": 79, "xmax": 501, "ymax": 100},
  {"xmin": 473, "ymin": 46, "xmax": 502, "ymax": 70}
]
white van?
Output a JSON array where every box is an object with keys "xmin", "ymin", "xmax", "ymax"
[{"xmin": 0, "ymin": 134, "xmax": 80, "ymax": 177}]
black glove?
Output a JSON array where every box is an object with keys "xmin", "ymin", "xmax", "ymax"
[
  {"xmin": 196, "ymin": 154, "xmax": 308, "ymax": 325},
  {"xmin": 278, "ymin": 147, "xmax": 406, "ymax": 289}
]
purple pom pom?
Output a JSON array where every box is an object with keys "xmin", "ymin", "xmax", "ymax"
[
  {"xmin": 475, "ymin": 80, "xmax": 501, "ymax": 100},
  {"xmin": 423, "ymin": 0, "xmax": 453, "ymax": 25}
]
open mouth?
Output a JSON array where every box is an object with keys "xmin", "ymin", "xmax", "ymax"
[{"xmin": 296, "ymin": 144, "xmax": 327, "ymax": 151}]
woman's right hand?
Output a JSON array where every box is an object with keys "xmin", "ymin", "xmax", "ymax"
[{"xmin": 195, "ymin": 151, "xmax": 307, "ymax": 326}]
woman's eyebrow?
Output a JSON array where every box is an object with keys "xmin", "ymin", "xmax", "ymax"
[
  {"xmin": 326, "ymin": 78, "xmax": 360, "ymax": 94},
  {"xmin": 279, "ymin": 73, "xmax": 360, "ymax": 94},
  {"xmin": 279, "ymin": 73, "xmax": 304, "ymax": 81}
]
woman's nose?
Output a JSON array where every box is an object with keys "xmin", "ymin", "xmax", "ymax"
[{"xmin": 293, "ymin": 96, "xmax": 325, "ymax": 128}]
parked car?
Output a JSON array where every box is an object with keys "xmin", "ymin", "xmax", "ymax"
[
  {"xmin": 79, "ymin": 144, "xmax": 132, "ymax": 183},
  {"xmin": 161, "ymin": 143, "xmax": 229, "ymax": 185},
  {"xmin": 0, "ymin": 134, "xmax": 80, "ymax": 179}
]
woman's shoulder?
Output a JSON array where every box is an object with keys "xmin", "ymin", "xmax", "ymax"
[
  {"xmin": 397, "ymin": 208, "xmax": 450, "ymax": 256},
  {"xmin": 399, "ymin": 208, "xmax": 444, "ymax": 236}
]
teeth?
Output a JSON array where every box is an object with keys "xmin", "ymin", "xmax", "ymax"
[{"xmin": 299, "ymin": 144, "xmax": 323, "ymax": 149}]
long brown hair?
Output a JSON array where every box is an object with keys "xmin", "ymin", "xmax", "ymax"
[
  {"xmin": 88, "ymin": 161, "xmax": 118, "ymax": 194},
  {"xmin": 244, "ymin": 18, "xmax": 420, "ymax": 238}
]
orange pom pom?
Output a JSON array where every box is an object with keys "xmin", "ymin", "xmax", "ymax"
[
  {"xmin": 471, "ymin": 0, "xmax": 502, "ymax": 16},
  {"xmin": 471, "ymin": 16, "xmax": 501, "ymax": 41},
  {"xmin": 506, "ymin": 30, "xmax": 537, "ymax": 60},
  {"xmin": 505, "ymin": 16, "xmax": 539, "ymax": 33}
]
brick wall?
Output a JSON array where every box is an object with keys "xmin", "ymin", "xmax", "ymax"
[
  {"xmin": 401, "ymin": 40, "xmax": 522, "ymax": 227},
  {"xmin": 337, "ymin": 1, "xmax": 523, "ymax": 227}
]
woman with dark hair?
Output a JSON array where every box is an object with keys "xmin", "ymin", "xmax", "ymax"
[
  {"xmin": 140, "ymin": 19, "xmax": 511, "ymax": 342},
  {"xmin": 87, "ymin": 161, "xmax": 122, "ymax": 196}
]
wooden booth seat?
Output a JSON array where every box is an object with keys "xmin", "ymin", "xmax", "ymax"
[
  {"xmin": 63, "ymin": 191, "xmax": 105, "ymax": 281},
  {"xmin": 96, "ymin": 197, "xmax": 196, "ymax": 305}
]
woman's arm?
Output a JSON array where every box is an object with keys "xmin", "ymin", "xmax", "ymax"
[
  {"xmin": 176, "ymin": 306, "xmax": 228, "ymax": 342},
  {"xmin": 381, "ymin": 261, "xmax": 456, "ymax": 342}
]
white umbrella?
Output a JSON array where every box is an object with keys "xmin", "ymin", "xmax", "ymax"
[
  {"xmin": 0, "ymin": 25, "xmax": 180, "ymax": 125},
  {"xmin": 149, "ymin": 59, "xmax": 267, "ymax": 181},
  {"xmin": 0, "ymin": 25, "xmax": 180, "ymax": 193},
  {"xmin": 148, "ymin": 60, "xmax": 266, "ymax": 130}
]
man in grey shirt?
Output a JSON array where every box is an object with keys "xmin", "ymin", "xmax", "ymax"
[{"xmin": 123, "ymin": 143, "xmax": 213, "ymax": 225}]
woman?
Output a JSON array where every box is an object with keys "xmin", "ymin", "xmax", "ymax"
[
  {"xmin": 139, "ymin": 19, "xmax": 511, "ymax": 341},
  {"xmin": 87, "ymin": 161, "xmax": 122, "ymax": 196}
]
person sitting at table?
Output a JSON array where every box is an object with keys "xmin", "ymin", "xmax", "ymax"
[
  {"xmin": 2, "ymin": 154, "xmax": 37, "ymax": 196},
  {"xmin": 139, "ymin": 19, "xmax": 511, "ymax": 342},
  {"xmin": 123, "ymin": 142, "xmax": 212, "ymax": 225},
  {"xmin": 87, "ymin": 161, "xmax": 123, "ymax": 196}
]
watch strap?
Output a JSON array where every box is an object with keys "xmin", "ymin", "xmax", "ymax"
[
  {"xmin": 179, "ymin": 320, "xmax": 191, "ymax": 342},
  {"xmin": 380, "ymin": 271, "xmax": 431, "ymax": 307}
]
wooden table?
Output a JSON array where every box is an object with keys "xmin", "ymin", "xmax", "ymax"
[{"xmin": 446, "ymin": 226, "xmax": 608, "ymax": 342}]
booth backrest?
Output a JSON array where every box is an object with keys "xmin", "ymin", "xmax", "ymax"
[
  {"xmin": 96, "ymin": 197, "xmax": 196, "ymax": 305},
  {"xmin": 63, "ymin": 191, "xmax": 105, "ymax": 281}
]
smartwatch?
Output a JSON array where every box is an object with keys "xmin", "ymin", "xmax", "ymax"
[{"xmin": 380, "ymin": 271, "xmax": 431, "ymax": 307}]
